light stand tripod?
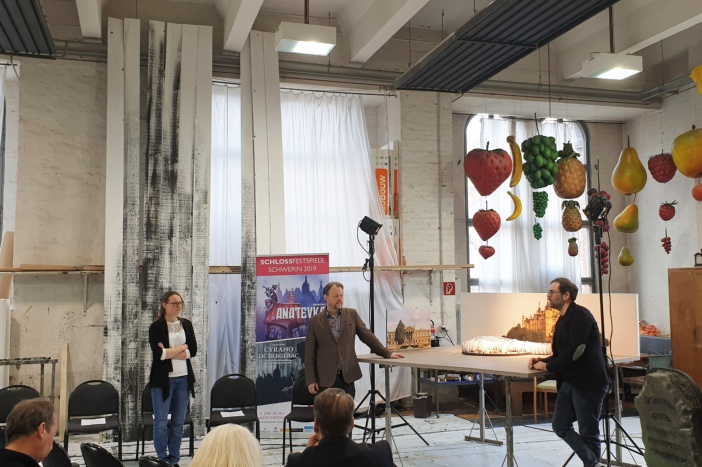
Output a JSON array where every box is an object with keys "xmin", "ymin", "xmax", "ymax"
[
  {"xmin": 353, "ymin": 219, "xmax": 428, "ymax": 445},
  {"xmin": 591, "ymin": 206, "xmax": 643, "ymax": 467}
]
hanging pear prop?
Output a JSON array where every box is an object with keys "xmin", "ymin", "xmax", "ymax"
[
  {"xmin": 613, "ymin": 203, "xmax": 639, "ymax": 233},
  {"xmin": 612, "ymin": 137, "xmax": 647, "ymax": 195},
  {"xmin": 618, "ymin": 246, "xmax": 634, "ymax": 266}
]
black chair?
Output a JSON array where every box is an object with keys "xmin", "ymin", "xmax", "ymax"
[
  {"xmin": 42, "ymin": 441, "xmax": 79, "ymax": 467},
  {"xmin": 0, "ymin": 385, "xmax": 41, "ymax": 424},
  {"xmin": 65, "ymin": 381, "xmax": 122, "ymax": 460},
  {"xmin": 138, "ymin": 456, "xmax": 171, "ymax": 467},
  {"xmin": 281, "ymin": 376, "xmax": 316, "ymax": 464},
  {"xmin": 80, "ymin": 442, "xmax": 124, "ymax": 467},
  {"xmin": 206, "ymin": 373, "xmax": 260, "ymax": 439},
  {"xmin": 136, "ymin": 383, "xmax": 194, "ymax": 459}
]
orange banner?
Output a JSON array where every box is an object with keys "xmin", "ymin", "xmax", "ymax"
[{"xmin": 375, "ymin": 168, "xmax": 389, "ymax": 215}]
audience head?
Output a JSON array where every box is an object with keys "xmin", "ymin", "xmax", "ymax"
[
  {"xmin": 313, "ymin": 388, "xmax": 355, "ymax": 438},
  {"xmin": 5, "ymin": 398, "xmax": 57, "ymax": 461},
  {"xmin": 190, "ymin": 424, "xmax": 262, "ymax": 467}
]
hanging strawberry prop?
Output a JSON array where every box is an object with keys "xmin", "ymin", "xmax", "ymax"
[
  {"xmin": 464, "ymin": 142, "xmax": 512, "ymax": 196},
  {"xmin": 659, "ymin": 201, "xmax": 677, "ymax": 221},
  {"xmin": 473, "ymin": 205, "xmax": 501, "ymax": 260}
]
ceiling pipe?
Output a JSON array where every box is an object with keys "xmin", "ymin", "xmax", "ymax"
[{"xmin": 51, "ymin": 39, "xmax": 692, "ymax": 104}]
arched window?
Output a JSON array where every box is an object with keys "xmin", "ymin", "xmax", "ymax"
[{"xmin": 465, "ymin": 115, "xmax": 594, "ymax": 293}]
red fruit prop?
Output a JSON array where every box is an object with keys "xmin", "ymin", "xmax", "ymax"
[
  {"xmin": 661, "ymin": 236, "xmax": 672, "ymax": 254},
  {"xmin": 594, "ymin": 241, "xmax": 610, "ymax": 275},
  {"xmin": 647, "ymin": 153, "xmax": 677, "ymax": 183},
  {"xmin": 659, "ymin": 201, "xmax": 677, "ymax": 221},
  {"xmin": 464, "ymin": 143, "xmax": 512, "ymax": 196},
  {"xmin": 479, "ymin": 245, "xmax": 495, "ymax": 259},
  {"xmin": 473, "ymin": 209, "xmax": 501, "ymax": 241},
  {"xmin": 693, "ymin": 184, "xmax": 702, "ymax": 201}
]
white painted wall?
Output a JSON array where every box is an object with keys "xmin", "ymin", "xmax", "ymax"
[
  {"xmin": 625, "ymin": 88, "xmax": 702, "ymax": 334},
  {"xmin": 11, "ymin": 58, "xmax": 106, "ymax": 388}
]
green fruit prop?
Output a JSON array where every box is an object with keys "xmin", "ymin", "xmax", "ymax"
[
  {"xmin": 618, "ymin": 246, "xmax": 634, "ymax": 266},
  {"xmin": 522, "ymin": 135, "xmax": 559, "ymax": 189}
]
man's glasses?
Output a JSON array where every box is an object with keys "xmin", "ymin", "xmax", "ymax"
[{"xmin": 546, "ymin": 290, "xmax": 561, "ymax": 296}]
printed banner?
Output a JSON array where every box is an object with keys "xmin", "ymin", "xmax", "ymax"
[{"xmin": 256, "ymin": 254, "xmax": 329, "ymax": 434}]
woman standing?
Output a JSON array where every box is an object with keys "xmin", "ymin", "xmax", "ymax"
[{"xmin": 149, "ymin": 291, "xmax": 197, "ymax": 466}]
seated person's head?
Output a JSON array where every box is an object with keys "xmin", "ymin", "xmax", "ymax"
[
  {"xmin": 5, "ymin": 398, "xmax": 57, "ymax": 461},
  {"xmin": 190, "ymin": 423, "xmax": 262, "ymax": 467},
  {"xmin": 314, "ymin": 388, "xmax": 355, "ymax": 438}
]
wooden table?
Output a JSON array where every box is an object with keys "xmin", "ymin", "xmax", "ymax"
[
  {"xmin": 359, "ymin": 346, "xmax": 543, "ymax": 467},
  {"xmin": 358, "ymin": 346, "xmax": 639, "ymax": 467}
]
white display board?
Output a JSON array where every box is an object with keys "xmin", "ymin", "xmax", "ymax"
[{"xmin": 460, "ymin": 293, "xmax": 639, "ymax": 358}]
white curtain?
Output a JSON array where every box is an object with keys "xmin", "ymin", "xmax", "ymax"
[
  {"xmin": 467, "ymin": 118, "xmax": 587, "ymax": 293},
  {"xmin": 280, "ymin": 91, "xmax": 409, "ymax": 403},
  {"xmin": 208, "ymin": 84, "xmax": 242, "ymax": 394}
]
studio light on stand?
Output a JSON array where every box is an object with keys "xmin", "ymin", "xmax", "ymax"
[
  {"xmin": 585, "ymin": 194, "xmax": 643, "ymax": 466},
  {"xmin": 354, "ymin": 216, "xmax": 427, "ymax": 446}
]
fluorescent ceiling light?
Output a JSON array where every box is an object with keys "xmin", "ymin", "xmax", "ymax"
[
  {"xmin": 275, "ymin": 22, "xmax": 336, "ymax": 56},
  {"xmin": 582, "ymin": 52, "xmax": 643, "ymax": 80}
]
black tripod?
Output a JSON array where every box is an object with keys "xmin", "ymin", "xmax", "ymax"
[
  {"xmin": 592, "ymin": 215, "xmax": 644, "ymax": 467},
  {"xmin": 353, "ymin": 229, "xmax": 428, "ymax": 446}
]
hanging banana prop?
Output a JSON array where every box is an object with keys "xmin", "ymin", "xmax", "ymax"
[
  {"xmin": 506, "ymin": 191, "xmax": 522, "ymax": 221},
  {"xmin": 507, "ymin": 135, "xmax": 523, "ymax": 187}
]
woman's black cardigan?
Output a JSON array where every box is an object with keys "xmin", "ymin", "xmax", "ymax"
[{"xmin": 148, "ymin": 317, "xmax": 197, "ymax": 401}]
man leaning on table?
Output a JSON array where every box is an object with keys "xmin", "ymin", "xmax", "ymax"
[
  {"xmin": 305, "ymin": 281, "xmax": 403, "ymax": 398},
  {"xmin": 528, "ymin": 277, "xmax": 609, "ymax": 467}
]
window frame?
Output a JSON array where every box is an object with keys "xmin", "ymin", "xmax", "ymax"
[{"xmin": 464, "ymin": 114, "xmax": 596, "ymax": 293}]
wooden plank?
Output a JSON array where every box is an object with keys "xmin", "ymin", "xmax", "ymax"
[
  {"xmin": 120, "ymin": 17, "xmax": 141, "ymax": 441},
  {"xmin": 58, "ymin": 342, "xmax": 68, "ymax": 437},
  {"xmin": 190, "ymin": 23, "xmax": 212, "ymax": 432},
  {"xmin": 262, "ymin": 32, "xmax": 286, "ymax": 254},
  {"xmin": 239, "ymin": 34, "xmax": 257, "ymax": 376},
  {"xmin": 249, "ymin": 31, "xmax": 271, "ymax": 256},
  {"xmin": 104, "ymin": 17, "xmax": 125, "ymax": 433}
]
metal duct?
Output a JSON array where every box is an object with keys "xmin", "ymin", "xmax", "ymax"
[
  {"xmin": 395, "ymin": 0, "xmax": 620, "ymax": 93},
  {"xmin": 0, "ymin": 0, "xmax": 55, "ymax": 58}
]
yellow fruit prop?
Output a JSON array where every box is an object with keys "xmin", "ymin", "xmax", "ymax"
[
  {"xmin": 507, "ymin": 135, "xmax": 523, "ymax": 187},
  {"xmin": 553, "ymin": 142, "xmax": 586, "ymax": 199},
  {"xmin": 612, "ymin": 137, "xmax": 647, "ymax": 195},
  {"xmin": 671, "ymin": 125, "xmax": 702, "ymax": 178},
  {"xmin": 613, "ymin": 203, "xmax": 639, "ymax": 233},
  {"xmin": 691, "ymin": 64, "xmax": 702, "ymax": 94},
  {"xmin": 506, "ymin": 191, "xmax": 522, "ymax": 221}
]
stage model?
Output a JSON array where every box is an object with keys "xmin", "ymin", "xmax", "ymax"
[{"xmin": 358, "ymin": 346, "xmax": 639, "ymax": 467}]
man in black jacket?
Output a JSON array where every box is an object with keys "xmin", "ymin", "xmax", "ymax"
[
  {"xmin": 528, "ymin": 277, "xmax": 609, "ymax": 467},
  {"xmin": 285, "ymin": 388, "xmax": 394, "ymax": 467},
  {"xmin": 0, "ymin": 399, "xmax": 57, "ymax": 467}
]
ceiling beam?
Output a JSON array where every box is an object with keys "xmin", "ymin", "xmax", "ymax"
[
  {"xmin": 557, "ymin": 0, "xmax": 702, "ymax": 79},
  {"xmin": 215, "ymin": 0, "xmax": 263, "ymax": 53},
  {"xmin": 340, "ymin": 0, "xmax": 430, "ymax": 64},
  {"xmin": 76, "ymin": 0, "xmax": 106, "ymax": 39}
]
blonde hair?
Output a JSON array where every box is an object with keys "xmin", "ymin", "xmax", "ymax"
[{"xmin": 190, "ymin": 424, "xmax": 262, "ymax": 467}]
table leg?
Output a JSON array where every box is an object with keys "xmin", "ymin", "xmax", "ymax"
[
  {"xmin": 505, "ymin": 377, "xmax": 514, "ymax": 467},
  {"xmin": 434, "ymin": 369, "xmax": 439, "ymax": 417},
  {"xmin": 479, "ymin": 373, "xmax": 486, "ymax": 441},
  {"xmin": 385, "ymin": 365, "xmax": 392, "ymax": 445}
]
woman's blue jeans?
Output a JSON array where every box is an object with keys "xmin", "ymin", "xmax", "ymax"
[
  {"xmin": 151, "ymin": 376, "xmax": 189, "ymax": 464},
  {"xmin": 552, "ymin": 381, "xmax": 608, "ymax": 467}
]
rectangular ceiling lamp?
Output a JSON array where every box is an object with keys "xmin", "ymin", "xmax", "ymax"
[
  {"xmin": 582, "ymin": 52, "xmax": 643, "ymax": 80},
  {"xmin": 275, "ymin": 21, "xmax": 336, "ymax": 56}
]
